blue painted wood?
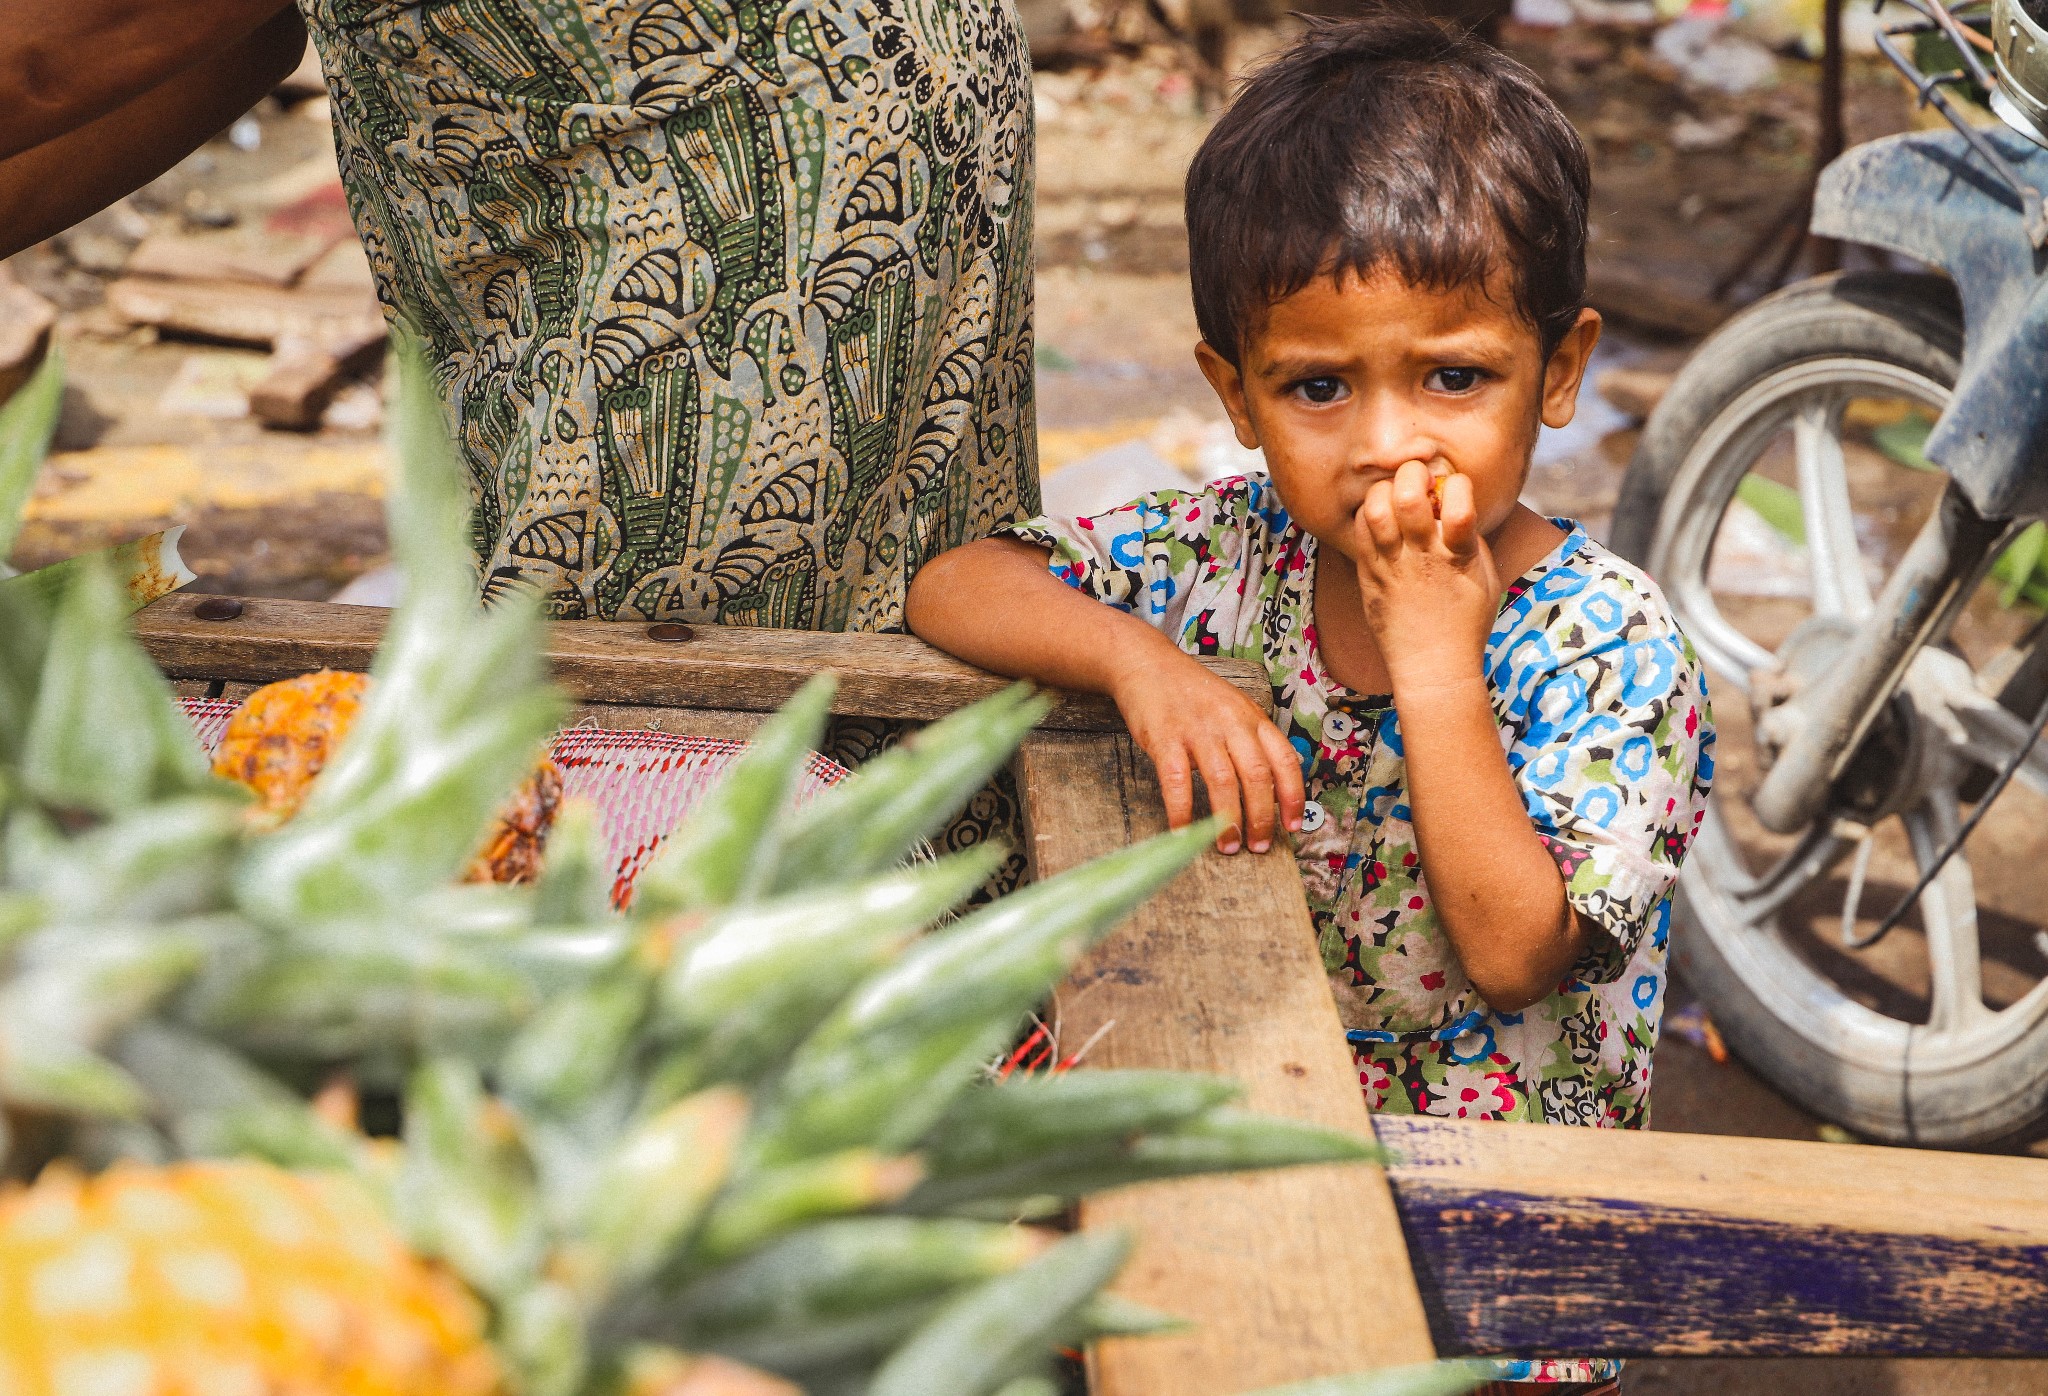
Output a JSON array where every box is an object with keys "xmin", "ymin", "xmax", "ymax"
[
  {"xmin": 1391, "ymin": 1182, "xmax": 2048, "ymax": 1357},
  {"xmin": 1376, "ymin": 1116, "xmax": 2048, "ymax": 1358}
]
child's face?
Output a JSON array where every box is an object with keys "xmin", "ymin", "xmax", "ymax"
[{"xmin": 1194, "ymin": 265, "xmax": 1601, "ymax": 560}]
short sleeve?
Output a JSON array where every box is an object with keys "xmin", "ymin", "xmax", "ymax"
[
  {"xmin": 1514, "ymin": 628, "xmax": 1715, "ymax": 984},
  {"xmin": 999, "ymin": 478, "xmax": 1270, "ymax": 641}
]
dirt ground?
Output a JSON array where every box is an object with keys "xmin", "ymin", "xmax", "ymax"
[{"xmin": 6, "ymin": 13, "xmax": 2047, "ymax": 1391}]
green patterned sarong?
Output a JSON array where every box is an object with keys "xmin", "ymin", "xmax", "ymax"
[{"xmin": 299, "ymin": 0, "xmax": 1039, "ymax": 627}]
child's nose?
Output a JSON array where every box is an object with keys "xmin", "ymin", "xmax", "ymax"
[{"xmin": 1348, "ymin": 396, "xmax": 1435, "ymax": 473}]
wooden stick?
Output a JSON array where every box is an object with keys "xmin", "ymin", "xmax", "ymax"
[
  {"xmin": 134, "ymin": 593, "xmax": 1270, "ymax": 732},
  {"xmin": 1020, "ymin": 730, "xmax": 1437, "ymax": 1392},
  {"xmin": 1381, "ymin": 1114, "xmax": 2048, "ymax": 1358}
]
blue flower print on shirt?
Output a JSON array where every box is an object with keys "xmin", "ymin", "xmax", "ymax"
[
  {"xmin": 1576, "ymin": 785, "xmax": 1623, "ymax": 829},
  {"xmin": 1526, "ymin": 745, "xmax": 1573, "ymax": 790},
  {"xmin": 1622, "ymin": 636, "xmax": 1680, "ymax": 705},
  {"xmin": 1530, "ymin": 565, "xmax": 1590, "ymax": 602},
  {"xmin": 1616, "ymin": 734, "xmax": 1656, "ymax": 781},
  {"xmin": 1524, "ymin": 667, "xmax": 1593, "ymax": 747},
  {"xmin": 1583, "ymin": 590, "xmax": 1627, "ymax": 635}
]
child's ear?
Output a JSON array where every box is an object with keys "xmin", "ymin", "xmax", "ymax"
[
  {"xmin": 1539, "ymin": 308, "xmax": 1603, "ymax": 431},
  {"xmin": 1195, "ymin": 341, "xmax": 1261, "ymax": 451}
]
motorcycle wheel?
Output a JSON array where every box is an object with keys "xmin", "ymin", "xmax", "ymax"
[{"xmin": 1614, "ymin": 270, "xmax": 2048, "ymax": 1146}]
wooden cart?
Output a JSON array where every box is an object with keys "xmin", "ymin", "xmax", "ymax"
[{"xmin": 137, "ymin": 593, "xmax": 2048, "ymax": 1395}]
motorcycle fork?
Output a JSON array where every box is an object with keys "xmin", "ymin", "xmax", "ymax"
[{"xmin": 1750, "ymin": 481, "xmax": 2013, "ymax": 835}]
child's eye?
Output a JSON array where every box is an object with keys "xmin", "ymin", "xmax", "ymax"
[
  {"xmin": 1292, "ymin": 377, "xmax": 1346, "ymax": 404},
  {"xmin": 1425, "ymin": 367, "xmax": 1487, "ymax": 394}
]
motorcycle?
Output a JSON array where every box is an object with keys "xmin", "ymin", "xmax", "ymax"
[{"xmin": 1613, "ymin": 0, "xmax": 2048, "ymax": 1145}]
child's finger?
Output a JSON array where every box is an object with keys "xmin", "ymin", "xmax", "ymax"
[
  {"xmin": 1256, "ymin": 720, "xmax": 1307, "ymax": 835},
  {"xmin": 1438, "ymin": 472, "xmax": 1480, "ymax": 556},
  {"xmin": 1154, "ymin": 740, "xmax": 1197, "ymax": 831},
  {"xmin": 1359, "ymin": 481, "xmax": 1401, "ymax": 551},
  {"xmin": 1391, "ymin": 460, "xmax": 1436, "ymax": 546},
  {"xmin": 1225, "ymin": 728, "xmax": 1278, "ymax": 853},
  {"xmin": 1191, "ymin": 737, "xmax": 1245, "ymax": 854}
]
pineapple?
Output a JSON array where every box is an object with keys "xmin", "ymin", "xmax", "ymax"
[
  {"xmin": 211, "ymin": 670, "xmax": 372, "ymax": 819},
  {"xmin": 209, "ymin": 667, "xmax": 564, "ymax": 881},
  {"xmin": 0, "ymin": 336, "xmax": 1479, "ymax": 1396}
]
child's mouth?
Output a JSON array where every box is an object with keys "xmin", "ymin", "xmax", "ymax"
[{"xmin": 1426, "ymin": 461, "xmax": 1454, "ymax": 518}]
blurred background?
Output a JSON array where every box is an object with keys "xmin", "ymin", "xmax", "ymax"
[{"xmin": 2, "ymin": 3, "xmax": 2042, "ymax": 1389}]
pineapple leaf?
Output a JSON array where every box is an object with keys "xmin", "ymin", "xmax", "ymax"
[
  {"xmin": 0, "ymin": 348, "xmax": 62, "ymax": 569},
  {"xmin": 21, "ymin": 556, "xmax": 214, "ymax": 816},
  {"xmin": 497, "ymin": 1280, "xmax": 589, "ymax": 1396},
  {"xmin": 235, "ymin": 330, "xmax": 565, "ymax": 923},
  {"xmin": 692, "ymin": 1149, "xmax": 925, "ymax": 1265},
  {"xmin": 500, "ymin": 971, "xmax": 653, "ymax": 1112},
  {"xmin": 915, "ymin": 1070, "xmax": 1242, "ymax": 1178},
  {"xmin": 866, "ymin": 1228, "xmax": 1133, "ymax": 1396},
  {"xmin": 532, "ymin": 799, "xmax": 615, "ymax": 924},
  {"xmin": 2, "ymin": 925, "xmax": 205, "ymax": 1056},
  {"xmin": 747, "ymin": 819, "xmax": 1219, "ymax": 1167},
  {"xmin": 397, "ymin": 1057, "xmax": 548, "ymax": 1301},
  {"xmin": 1076, "ymin": 1292, "xmax": 1189, "ymax": 1340},
  {"xmin": 992, "ymin": 1380, "xmax": 1060, "ymax": 1396},
  {"xmin": 14, "ymin": 796, "xmax": 247, "ymax": 924},
  {"xmin": 651, "ymin": 845, "xmax": 1006, "ymax": 1095},
  {"xmin": 179, "ymin": 908, "xmax": 545, "ymax": 1064},
  {"xmin": 902, "ymin": 1104, "xmax": 1381, "ymax": 1217},
  {"xmin": 764, "ymin": 685, "xmax": 1050, "ymax": 895},
  {"xmin": 661, "ymin": 1217, "xmax": 1052, "ymax": 1355},
  {"xmin": 632, "ymin": 672, "xmax": 838, "ymax": 919},
  {"xmin": 113, "ymin": 1021, "xmax": 357, "ymax": 1171},
  {"xmin": 584, "ymin": 1086, "xmax": 749, "ymax": 1292}
]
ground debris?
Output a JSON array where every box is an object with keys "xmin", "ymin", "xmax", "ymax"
[{"xmin": 0, "ymin": 265, "xmax": 57, "ymax": 407}]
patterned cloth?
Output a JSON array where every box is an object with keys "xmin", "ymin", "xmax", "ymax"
[
  {"xmin": 1007, "ymin": 474, "xmax": 1715, "ymax": 1386},
  {"xmin": 300, "ymin": 0, "xmax": 1039, "ymax": 627}
]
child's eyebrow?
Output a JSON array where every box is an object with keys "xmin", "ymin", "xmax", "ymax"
[{"xmin": 1253, "ymin": 353, "xmax": 1351, "ymax": 380}]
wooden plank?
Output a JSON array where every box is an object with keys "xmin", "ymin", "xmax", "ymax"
[
  {"xmin": 1379, "ymin": 1114, "xmax": 2048, "ymax": 1358},
  {"xmin": 133, "ymin": 594, "xmax": 1270, "ymax": 731},
  {"xmin": 1019, "ymin": 730, "xmax": 1436, "ymax": 1392},
  {"xmin": 566, "ymin": 703, "xmax": 764, "ymax": 741}
]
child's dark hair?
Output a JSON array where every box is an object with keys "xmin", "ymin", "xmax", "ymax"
[{"xmin": 1186, "ymin": 11, "xmax": 1590, "ymax": 363}]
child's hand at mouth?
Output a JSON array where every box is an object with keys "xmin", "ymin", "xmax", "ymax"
[{"xmin": 1350, "ymin": 458, "xmax": 1503, "ymax": 696}]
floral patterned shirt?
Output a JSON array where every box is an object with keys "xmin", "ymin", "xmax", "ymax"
[{"xmin": 1008, "ymin": 474, "xmax": 1715, "ymax": 1381}]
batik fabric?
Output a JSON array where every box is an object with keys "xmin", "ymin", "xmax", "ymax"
[{"xmin": 301, "ymin": 0, "xmax": 1038, "ymax": 626}]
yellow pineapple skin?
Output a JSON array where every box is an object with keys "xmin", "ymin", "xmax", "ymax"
[{"xmin": 0, "ymin": 1161, "xmax": 502, "ymax": 1396}]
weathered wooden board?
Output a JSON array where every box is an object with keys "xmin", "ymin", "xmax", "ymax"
[
  {"xmin": 134, "ymin": 593, "xmax": 1269, "ymax": 730},
  {"xmin": 1379, "ymin": 1114, "xmax": 2048, "ymax": 1358},
  {"xmin": 1020, "ymin": 730, "xmax": 1437, "ymax": 1392}
]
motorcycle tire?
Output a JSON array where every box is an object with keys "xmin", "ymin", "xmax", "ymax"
[{"xmin": 1610, "ymin": 270, "xmax": 2048, "ymax": 1146}]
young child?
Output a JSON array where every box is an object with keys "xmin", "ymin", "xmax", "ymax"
[{"xmin": 911, "ymin": 18, "xmax": 1713, "ymax": 1382}]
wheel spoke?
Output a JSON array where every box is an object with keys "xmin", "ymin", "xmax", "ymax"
[
  {"xmin": 1731, "ymin": 818, "xmax": 1852, "ymax": 924},
  {"xmin": 1792, "ymin": 399, "xmax": 1873, "ymax": 620},
  {"xmin": 1900, "ymin": 791, "xmax": 1989, "ymax": 1034},
  {"xmin": 1945, "ymin": 693, "xmax": 2048, "ymax": 802}
]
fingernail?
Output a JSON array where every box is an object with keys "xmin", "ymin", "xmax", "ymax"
[
  {"xmin": 1220, "ymin": 838, "xmax": 1241, "ymax": 854},
  {"xmin": 1250, "ymin": 839, "xmax": 1270, "ymax": 853}
]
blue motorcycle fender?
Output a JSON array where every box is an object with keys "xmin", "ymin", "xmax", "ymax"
[{"xmin": 1813, "ymin": 129, "xmax": 2048, "ymax": 520}]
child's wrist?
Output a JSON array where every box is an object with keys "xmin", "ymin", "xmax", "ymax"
[
  {"xmin": 1387, "ymin": 660, "xmax": 1490, "ymax": 709},
  {"xmin": 1101, "ymin": 623, "xmax": 1188, "ymax": 697}
]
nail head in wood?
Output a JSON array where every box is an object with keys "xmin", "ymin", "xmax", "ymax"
[
  {"xmin": 646, "ymin": 622, "xmax": 695, "ymax": 643},
  {"xmin": 193, "ymin": 597, "xmax": 244, "ymax": 622}
]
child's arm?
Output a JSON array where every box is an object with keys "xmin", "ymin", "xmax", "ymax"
[
  {"xmin": 908, "ymin": 538, "xmax": 1304, "ymax": 855},
  {"xmin": 1352, "ymin": 463, "xmax": 1589, "ymax": 1011}
]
